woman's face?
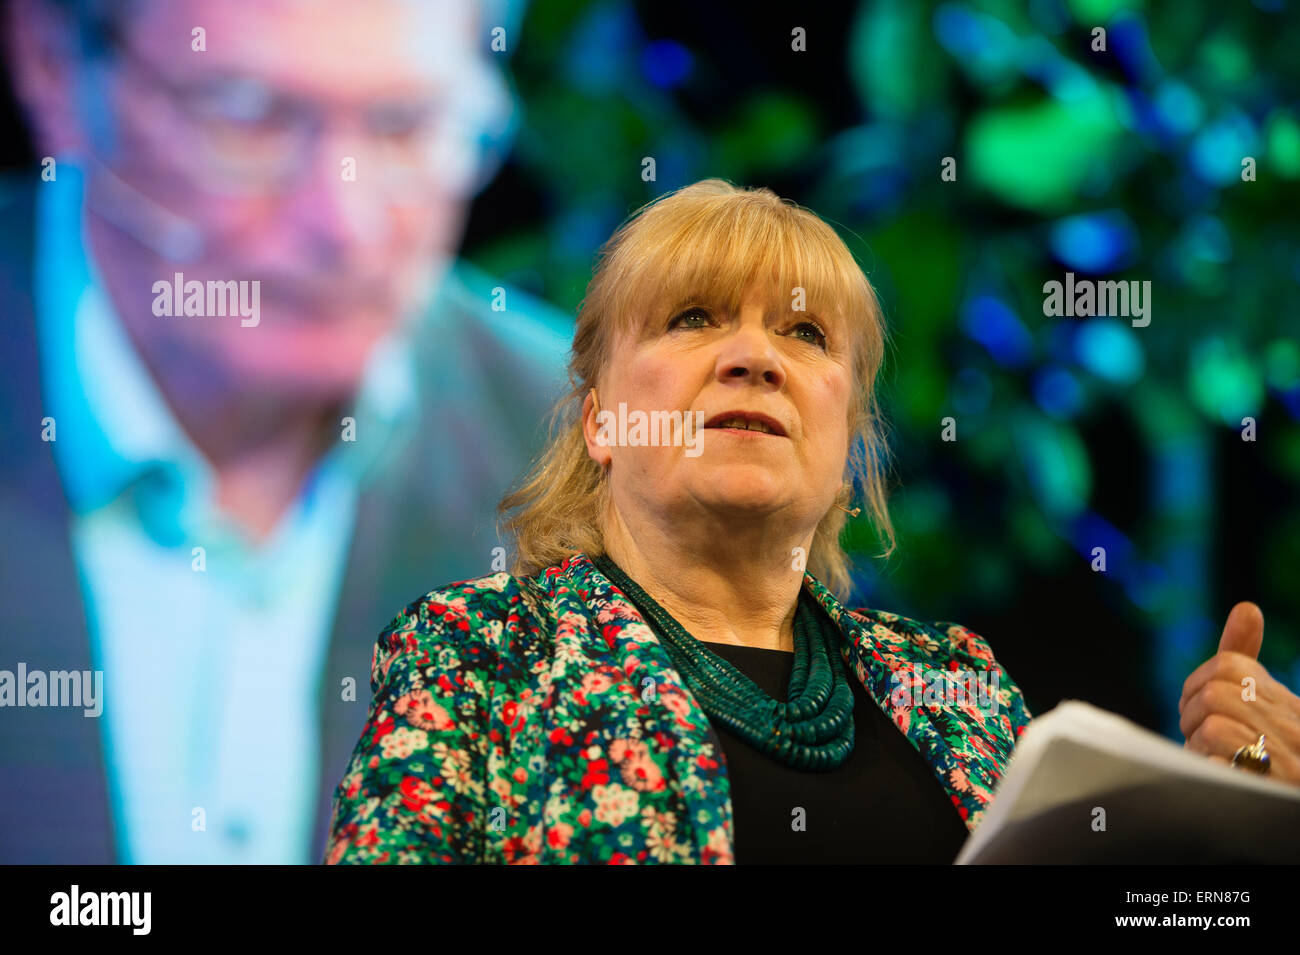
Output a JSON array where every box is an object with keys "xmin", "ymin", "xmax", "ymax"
[{"xmin": 586, "ymin": 282, "xmax": 855, "ymax": 542}]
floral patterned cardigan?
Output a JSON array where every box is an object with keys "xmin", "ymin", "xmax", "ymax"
[{"xmin": 325, "ymin": 553, "xmax": 1033, "ymax": 864}]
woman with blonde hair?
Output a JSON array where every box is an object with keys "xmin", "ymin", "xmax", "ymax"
[{"xmin": 326, "ymin": 178, "xmax": 1033, "ymax": 864}]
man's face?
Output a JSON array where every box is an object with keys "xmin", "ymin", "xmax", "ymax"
[{"xmin": 71, "ymin": 0, "xmax": 487, "ymax": 398}]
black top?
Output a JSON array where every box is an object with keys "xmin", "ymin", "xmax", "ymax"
[{"xmin": 700, "ymin": 639, "xmax": 970, "ymax": 864}]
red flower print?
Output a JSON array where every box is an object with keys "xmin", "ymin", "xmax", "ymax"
[
  {"xmin": 326, "ymin": 837, "xmax": 350, "ymax": 865},
  {"xmin": 394, "ymin": 690, "xmax": 454, "ymax": 731},
  {"xmin": 399, "ymin": 776, "xmax": 434, "ymax": 813},
  {"xmin": 547, "ymin": 823, "xmax": 574, "ymax": 850},
  {"xmin": 580, "ymin": 758, "xmax": 610, "ymax": 790},
  {"xmin": 343, "ymin": 773, "xmax": 362, "ymax": 800},
  {"xmin": 601, "ymin": 624, "xmax": 620, "ymax": 649},
  {"xmin": 371, "ymin": 716, "xmax": 395, "ymax": 745},
  {"xmin": 610, "ymin": 738, "xmax": 663, "ymax": 792},
  {"xmin": 355, "ymin": 820, "xmax": 380, "ymax": 847}
]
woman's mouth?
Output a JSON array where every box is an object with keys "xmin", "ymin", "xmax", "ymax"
[{"xmin": 703, "ymin": 411, "xmax": 787, "ymax": 436}]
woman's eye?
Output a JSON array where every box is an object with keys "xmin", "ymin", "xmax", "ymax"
[
  {"xmin": 787, "ymin": 320, "xmax": 827, "ymax": 349},
  {"xmin": 668, "ymin": 307, "xmax": 713, "ymax": 330}
]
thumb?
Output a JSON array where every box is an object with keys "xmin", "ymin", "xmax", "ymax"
[{"xmin": 1217, "ymin": 601, "xmax": 1264, "ymax": 660}]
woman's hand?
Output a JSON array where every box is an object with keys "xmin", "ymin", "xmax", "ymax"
[{"xmin": 1179, "ymin": 602, "xmax": 1300, "ymax": 786}]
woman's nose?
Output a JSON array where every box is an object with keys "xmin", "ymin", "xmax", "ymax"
[{"xmin": 714, "ymin": 323, "xmax": 786, "ymax": 387}]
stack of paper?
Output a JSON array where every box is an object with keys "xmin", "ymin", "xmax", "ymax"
[{"xmin": 955, "ymin": 700, "xmax": 1300, "ymax": 864}]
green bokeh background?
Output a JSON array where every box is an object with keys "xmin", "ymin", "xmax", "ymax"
[{"xmin": 466, "ymin": 0, "xmax": 1300, "ymax": 737}]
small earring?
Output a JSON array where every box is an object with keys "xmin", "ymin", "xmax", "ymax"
[{"xmin": 835, "ymin": 484, "xmax": 861, "ymax": 517}]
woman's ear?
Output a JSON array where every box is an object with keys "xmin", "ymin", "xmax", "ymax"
[{"xmin": 582, "ymin": 387, "xmax": 613, "ymax": 469}]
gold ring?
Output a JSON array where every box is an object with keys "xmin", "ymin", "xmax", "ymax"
[{"xmin": 1231, "ymin": 734, "xmax": 1271, "ymax": 775}]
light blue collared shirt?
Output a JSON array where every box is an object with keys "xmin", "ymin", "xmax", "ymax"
[{"xmin": 35, "ymin": 163, "xmax": 419, "ymax": 863}]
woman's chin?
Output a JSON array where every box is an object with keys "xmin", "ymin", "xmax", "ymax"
[{"xmin": 689, "ymin": 475, "xmax": 791, "ymax": 515}]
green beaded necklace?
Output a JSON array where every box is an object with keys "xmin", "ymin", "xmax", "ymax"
[{"xmin": 591, "ymin": 554, "xmax": 856, "ymax": 771}]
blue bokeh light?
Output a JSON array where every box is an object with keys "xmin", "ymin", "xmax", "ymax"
[
  {"xmin": 641, "ymin": 39, "xmax": 693, "ymax": 90},
  {"xmin": 1154, "ymin": 80, "xmax": 1204, "ymax": 136},
  {"xmin": 1074, "ymin": 318, "xmax": 1145, "ymax": 384},
  {"xmin": 960, "ymin": 295, "xmax": 1034, "ymax": 367},
  {"xmin": 1033, "ymin": 365, "xmax": 1084, "ymax": 418},
  {"xmin": 1189, "ymin": 111, "xmax": 1258, "ymax": 185},
  {"xmin": 1049, "ymin": 210, "xmax": 1138, "ymax": 273}
]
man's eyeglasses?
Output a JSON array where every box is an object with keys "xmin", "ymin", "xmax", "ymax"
[{"xmin": 98, "ymin": 32, "xmax": 507, "ymax": 199}]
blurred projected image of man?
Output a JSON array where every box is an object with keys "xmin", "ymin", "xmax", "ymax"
[{"xmin": 0, "ymin": 0, "xmax": 569, "ymax": 863}]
